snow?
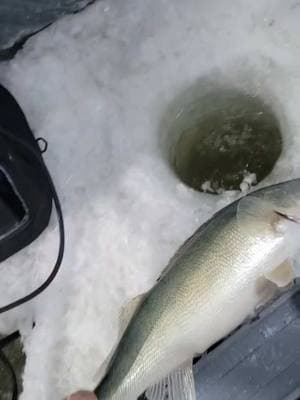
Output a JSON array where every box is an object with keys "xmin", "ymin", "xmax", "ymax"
[{"xmin": 0, "ymin": 0, "xmax": 300, "ymax": 398}]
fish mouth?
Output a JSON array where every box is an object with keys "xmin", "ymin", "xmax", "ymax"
[{"xmin": 275, "ymin": 210, "xmax": 300, "ymax": 224}]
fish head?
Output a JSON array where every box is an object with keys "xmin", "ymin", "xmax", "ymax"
[
  {"xmin": 237, "ymin": 179, "xmax": 300, "ymax": 266},
  {"xmin": 255, "ymin": 178, "xmax": 300, "ymax": 225},
  {"xmin": 235, "ymin": 181, "xmax": 300, "ymax": 285}
]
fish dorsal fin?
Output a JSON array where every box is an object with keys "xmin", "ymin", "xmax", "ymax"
[
  {"xmin": 264, "ymin": 260, "xmax": 296, "ymax": 287},
  {"xmin": 157, "ymin": 209, "xmax": 220, "ymax": 283},
  {"xmin": 157, "ymin": 233, "xmax": 200, "ymax": 282},
  {"xmin": 93, "ymin": 292, "xmax": 147, "ymax": 382},
  {"xmin": 237, "ymin": 196, "xmax": 281, "ymax": 235},
  {"xmin": 119, "ymin": 293, "xmax": 146, "ymax": 333},
  {"xmin": 145, "ymin": 360, "xmax": 196, "ymax": 400}
]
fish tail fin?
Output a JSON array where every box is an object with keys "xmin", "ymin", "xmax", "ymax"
[{"xmin": 145, "ymin": 360, "xmax": 196, "ymax": 400}]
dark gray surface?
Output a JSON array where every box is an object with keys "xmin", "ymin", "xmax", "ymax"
[
  {"xmin": 0, "ymin": 337, "xmax": 25, "ymax": 399},
  {"xmin": 0, "ymin": 0, "xmax": 94, "ymax": 59},
  {"xmin": 194, "ymin": 283, "xmax": 300, "ymax": 400}
]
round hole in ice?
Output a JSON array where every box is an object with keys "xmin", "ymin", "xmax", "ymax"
[{"xmin": 168, "ymin": 90, "xmax": 282, "ymax": 194}]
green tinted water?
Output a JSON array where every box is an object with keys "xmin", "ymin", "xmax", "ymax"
[{"xmin": 168, "ymin": 92, "xmax": 282, "ymax": 193}]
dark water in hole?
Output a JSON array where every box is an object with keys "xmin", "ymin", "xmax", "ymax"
[{"xmin": 172, "ymin": 100, "xmax": 282, "ymax": 194}]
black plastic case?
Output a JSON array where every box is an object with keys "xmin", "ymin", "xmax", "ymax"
[{"xmin": 0, "ymin": 84, "xmax": 52, "ymax": 261}]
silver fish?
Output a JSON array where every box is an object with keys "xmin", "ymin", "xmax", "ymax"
[{"xmin": 95, "ymin": 179, "xmax": 300, "ymax": 400}]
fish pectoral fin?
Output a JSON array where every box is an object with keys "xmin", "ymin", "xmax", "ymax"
[
  {"xmin": 237, "ymin": 196, "xmax": 281, "ymax": 235},
  {"xmin": 264, "ymin": 260, "xmax": 296, "ymax": 288},
  {"xmin": 145, "ymin": 360, "xmax": 196, "ymax": 400}
]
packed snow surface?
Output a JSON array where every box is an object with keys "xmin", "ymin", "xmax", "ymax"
[{"xmin": 1, "ymin": 0, "xmax": 300, "ymax": 399}]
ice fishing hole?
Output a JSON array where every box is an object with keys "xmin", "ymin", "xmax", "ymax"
[{"xmin": 167, "ymin": 90, "xmax": 282, "ymax": 194}]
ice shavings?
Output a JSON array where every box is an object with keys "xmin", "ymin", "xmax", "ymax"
[{"xmin": 240, "ymin": 172, "xmax": 257, "ymax": 193}]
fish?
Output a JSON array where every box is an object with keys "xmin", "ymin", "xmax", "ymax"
[{"xmin": 94, "ymin": 179, "xmax": 300, "ymax": 400}]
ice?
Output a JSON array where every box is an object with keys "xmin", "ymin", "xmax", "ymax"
[
  {"xmin": 0, "ymin": 0, "xmax": 300, "ymax": 398},
  {"xmin": 201, "ymin": 181, "xmax": 213, "ymax": 193},
  {"xmin": 240, "ymin": 172, "xmax": 257, "ymax": 193}
]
